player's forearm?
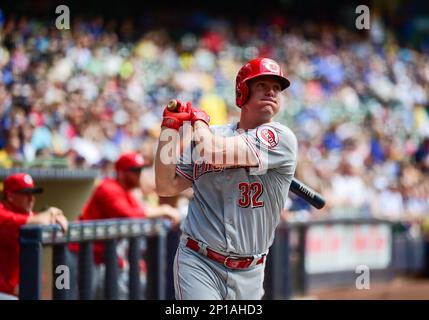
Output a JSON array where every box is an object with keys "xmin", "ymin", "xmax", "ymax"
[
  {"xmin": 144, "ymin": 204, "xmax": 180, "ymax": 227},
  {"xmin": 144, "ymin": 205, "xmax": 171, "ymax": 219},
  {"xmin": 193, "ymin": 121, "xmax": 258, "ymax": 166},
  {"xmin": 193, "ymin": 121, "xmax": 223, "ymax": 164},
  {"xmin": 155, "ymin": 127, "xmax": 192, "ymax": 197},
  {"xmin": 155, "ymin": 127, "xmax": 178, "ymax": 192},
  {"xmin": 193, "ymin": 121, "xmax": 236, "ymax": 165},
  {"xmin": 143, "ymin": 206, "xmax": 164, "ymax": 219}
]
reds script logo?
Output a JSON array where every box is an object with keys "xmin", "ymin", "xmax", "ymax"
[{"xmin": 256, "ymin": 126, "xmax": 279, "ymax": 148}]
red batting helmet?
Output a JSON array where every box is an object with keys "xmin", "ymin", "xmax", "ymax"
[{"xmin": 235, "ymin": 57, "xmax": 290, "ymax": 107}]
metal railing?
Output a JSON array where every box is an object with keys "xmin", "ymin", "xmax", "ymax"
[
  {"xmin": 20, "ymin": 217, "xmax": 425, "ymax": 300},
  {"xmin": 19, "ymin": 219, "xmax": 168, "ymax": 300},
  {"xmin": 263, "ymin": 218, "xmax": 396, "ymax": 299}
]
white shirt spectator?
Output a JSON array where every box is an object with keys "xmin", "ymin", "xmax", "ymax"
[{"xmin": 331, "ymin": 173, "xmax": 369, "ymax": 209}]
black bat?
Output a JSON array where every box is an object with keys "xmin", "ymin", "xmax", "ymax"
[{"xmin": 289, "ymin": 178, "xmax": 325, "ymax": 209}]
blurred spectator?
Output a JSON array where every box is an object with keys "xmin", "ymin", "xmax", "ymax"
[
  {"xmin": 328, "ymin": 159, "xmax": 371, "ymax": 217},
  {"xmin": 415, "ymin": 136, "xmax": 429, "ymax": 172},
  {"xmin": 0, "ymin": 131, "xmax": 20, "ymax": 167},
  {"xmin": 370, "ymin": 179, "xmax": 405, "ymax": 220}
]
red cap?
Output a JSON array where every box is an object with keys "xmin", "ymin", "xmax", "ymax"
[
  {"xmin": 3, "ymin": 173, "xmax": 44, "ymax": 194},
  {"xmin": 115, "ymin": 152, "xmax": 145, "ymax": 172}
]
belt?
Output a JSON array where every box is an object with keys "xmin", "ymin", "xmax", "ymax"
[{"xmin": 185, "ymin": 237, "xmax": 265, "ymax": 270}]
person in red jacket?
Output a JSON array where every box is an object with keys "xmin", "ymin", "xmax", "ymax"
[
  {"xmin": 0, "ymin": 173, "xmax": 68, "ymax": 299},
  {"xmin": 73, "ymin": 152, "xmax": 180, "ymax": 298}
]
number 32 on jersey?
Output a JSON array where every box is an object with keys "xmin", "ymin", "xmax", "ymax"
[{"xmin": 238, "ymin": 182, "xmax": 264, "ymax": 208}]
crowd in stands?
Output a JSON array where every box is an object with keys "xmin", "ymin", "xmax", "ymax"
[{"xmin": 0, "ymin": 13, "xmax": 428, "ymax": 222}]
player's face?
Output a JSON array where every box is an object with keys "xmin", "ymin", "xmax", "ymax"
[
  {"xmin": 6, "ymin": 192, "xmax": 35, "ymax": 213},
  {"xmin": 244, "ymin": 76, "xmax": 282, "ymax": 120}
]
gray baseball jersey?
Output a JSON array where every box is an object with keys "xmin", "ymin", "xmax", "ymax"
[{"xmin": 176, "ymin": 121, "xmax": 298, "ymax": 256}]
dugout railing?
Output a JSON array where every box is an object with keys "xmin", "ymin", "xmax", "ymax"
[
  {"xmin": 264, "ymin": 218, "xmax": 395, "ymax": 299},
  {"xmin": 264, "ymin": 218, "xmax": 428, "ymax": 299},
  {"xmin": 19, "ymin": 217, "xmax": 427, "ymax": 300},
  {"xmin": 19, "ymin": 218, "xmax": 169, "ymax": 300}
]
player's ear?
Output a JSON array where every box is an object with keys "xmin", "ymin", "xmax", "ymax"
[
  {"xmin": 242, "ymin": 92, "xmax": 253, "ymax": 110},
  {"xmin": 246, "ymin": 79, "xmax": 257, "ymax": 99}
]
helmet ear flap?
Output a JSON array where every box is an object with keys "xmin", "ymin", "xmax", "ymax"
[{"xmin": 236, "ymin": 81, "xmax": 249, "ymax": 108}]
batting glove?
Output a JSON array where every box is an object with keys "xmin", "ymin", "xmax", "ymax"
[
  {"xmin": 161, "ymin": 100, "xmax": 192, "ymax": 131},
  {"xmin": 190, "ymin": 104, "xmax": 210, "ymax": 126}
]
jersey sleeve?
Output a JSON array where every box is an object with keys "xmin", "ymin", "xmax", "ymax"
[
  {"xmin": 0, "ymin": 208, "xmax": 29, "ymax": 245},
  {"xmin": 175, "ymin": 141, "xmax": 194, "ymax": 182},
  {"xmin": 240, "ymin": 123, "xmax": 298, "ymax": 176}
]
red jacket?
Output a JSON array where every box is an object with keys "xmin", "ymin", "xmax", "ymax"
[
  {"xmin": 0, "ymin": 203, "xmax": 32, "ymax": 295},
  {"xmin": 71, "ymin": 178, "xmax": 147, "ymax": 265}
]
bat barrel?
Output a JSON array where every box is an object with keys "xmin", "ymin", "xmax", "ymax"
[{"xmin": 290, "ymin": 179, "xmax": 325, "ymax": 209}]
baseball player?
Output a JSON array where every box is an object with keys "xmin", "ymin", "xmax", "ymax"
[
  {"xmin": 0, "ymin": 173, "xmax": 68, "ymax": 299},
  {"xmin": 155, "ymin": 57, "xmax": 298, "ymax": 300}
]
